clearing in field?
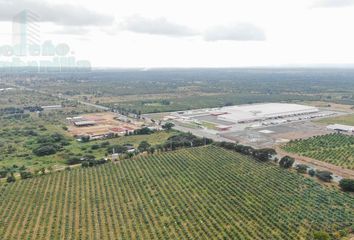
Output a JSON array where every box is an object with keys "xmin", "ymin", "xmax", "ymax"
[
  {"xmin": 0, "ymin": 146, "xmax": 353, "ymax": 239},
  {"xmin": 67, "ymin": 112, "xmax": 144, "ymax": 139},
  {"xmin": 282, "ymin": 133, "xmax": 354, "ymax": 170}
]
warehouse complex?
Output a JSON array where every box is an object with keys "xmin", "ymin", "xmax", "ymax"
[
  {"xmin": 171, "ymin": 103, "xmax": 321, "ymax": 126},
  {"xmin": 164, "ymin": 102, "xmax": 344, "ymax": 140},
  {"xmin": 216, "ymin": 103, "xmax": 319, "ymax": 123}
]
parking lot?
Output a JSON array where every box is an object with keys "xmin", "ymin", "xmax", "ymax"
[{"xmin": 221, "ymin": 121, "xmax": 329, "ymax": 148}]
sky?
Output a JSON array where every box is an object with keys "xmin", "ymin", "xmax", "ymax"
[{"xmin": 0, "ymin": 0, "xmax": 354, "ymax": 68}]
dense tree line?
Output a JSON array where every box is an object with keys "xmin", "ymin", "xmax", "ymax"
[
  {"xmin": 81, "ymin": 158, "xmax": 107, "ymax": 168},
  {"xmin": 213, "ymin": 141, "xmax": 276, "ymax": 162},
  {"xmin": 67, "ymin": 155, "xmax": 108, "ymax": 168},
  {"xmin": 155, "ymin": 132, "xmax": 213, "ymax": 151}
]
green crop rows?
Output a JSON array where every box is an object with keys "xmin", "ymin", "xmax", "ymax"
[
  {"xmin": 282, "ymin": 133, "xmax": 354, "ymax": 169},
  {"xmin": 0, "ymin": 146, "xmax": 353, "ymax": 239}
]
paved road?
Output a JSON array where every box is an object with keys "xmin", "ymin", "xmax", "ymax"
[{"xmin": 75, "ymin": 99, "xmax": 110, "ymax": 110}]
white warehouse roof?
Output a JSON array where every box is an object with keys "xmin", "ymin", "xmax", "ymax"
[
  {"xmin": 218, "ymin": 103, "xmax": 319, "ymax": 123},
  {"xmin": 327, "ymin": 124, "xmax": 354, "ymax": 132}
]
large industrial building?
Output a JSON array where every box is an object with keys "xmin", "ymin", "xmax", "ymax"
[
  {"xmin": 216, "ymin": 103, "xmax": 319, "ymax": 123},
  {"xmin": 172, "ymin": 103, "xmax": 321, "ymax": 128}
]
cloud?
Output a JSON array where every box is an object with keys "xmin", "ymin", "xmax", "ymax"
[
  {"xmin": 204, "ymin": 23, "xmax": 266, "ymax": 42},
  {"xmin": 0, "ymin": 0, "xmax": 114, "ymax": 26},
  {"xmin": 312, "ymin": 0, "xmax": 354, "ymax": 8},
  {"xmin": 119, "ymin": 15, "xmax": 198, "ymax": 37},
  {"xmin": 49, "ymin": 27, "xmax": 91, "ymax": 35}
]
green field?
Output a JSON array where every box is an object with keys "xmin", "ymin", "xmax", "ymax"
[
  {"xmin": 316, "ymin": 114, "xmax": 354, "ymax": 126},
  {"xmin": 1, "ymin": 146, "xmax": 353, "ymax": 239},
  {"xmin": 0, "ymin": 112, "xmax": 175, "ymax": 172},
  {"xmin": 282, "ymin": 133, "xmax": 354, "ymax": 169}
]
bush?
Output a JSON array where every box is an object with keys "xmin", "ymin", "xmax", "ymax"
[
  {"xmin": 67, "ymin": 157, "xmax": 81, "ymax": 165},
  {"xmin": 162, "ymin": 122, "xmax": 174, "ymax": 131},
  {"xmin": 313, "ymin": 231, "xmax": 330, "ymax": 240},
  {"xmin": 91, "ymin": 144, "xmax": 100, "ymax": 150},
  {"xmin": 81, "ymin": 136, "xmax": 90, "ymax": 142},
  {"xmin": 51, "ymin": 133, "xmax": 65, "ymax": 142},
  {"xmin": 20, "ymin": 171, "xmax": 33, "ymax": 179},
  {"xmin": 134, "ymin": 127, "xmax": 154, "ymax": 135},
  {"xmin": 6, "ymin": 175, "xmax": 16, "ymax": 183},
  {"xmin": 279, "ymin": 156, "xmax": 295, "ymax": 169},
  {"xmin": 339, "ymin": 179, "xmax": 354, "ymax": 192},
  {"xmin": 296, "ymin": 164, "xmax": 308, "ymax": 174},
  {"xmin": 33, "ymin": 145, "xmax": 57, "ymax": 156},
  {"xmin": 308, "ymin": 169, "xmax": 316, "ymax": 177},
  {"xmin": 252, "ymin": 148, "xmax": 276, "ymax": 162},
  {"xmin": 316, "ymin": 171, "xmax": 333, "ymax": 182},
  {"xmin": 0, "ymin": 170, "xmax": 8, "ymax": 178},
  {"xmin": 138, "ymin": 141, "xmax": 151, "ymax": 152},
  {"xmin": 100, "ymin": 141, "xmax": 110, "ymax": 147},
  {"xmin": 37, "ymin": 136, "xmax": 52, "ymax": 144}
]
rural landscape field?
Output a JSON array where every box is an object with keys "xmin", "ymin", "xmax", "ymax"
[
  {"xmin": 282, "ymin": 134, "xmax": 354, "ymax": 170},
  {"xmin": 1, "ymin": 69, "xmax": 354, "ymax": 240},
  {"xmin": 2, "ymin": 0, "xmax": 354, "ymax": 238},
  {"xmin": 1, "ymin": 146, "xmax": 353, "ymax": 239}
]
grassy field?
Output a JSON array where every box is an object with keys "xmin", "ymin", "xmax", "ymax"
[
  {"xmin": 0, "ymin": 112, "xmax": 175, "ymax": 172},
  {"xmin": 0, "ymin": 113, "xmax": 69, "ymax": 170},
  {"xmin": 0, "ymin": 146, "xmax": 353, "ymax": 239},
  {"xmin": 282, "ymin": 133, "xmax": 354, "ymax": 169},
  {"xmin": 201, "ymin": 121, "xmax": 217, "ymax": 130},
  {"xmin": 316, "ymin": 114, "xmax": 354, "ymax": 126},
  {"xmin": 64, "ymin": 131, "xmax": 177, "ymax": 158}
]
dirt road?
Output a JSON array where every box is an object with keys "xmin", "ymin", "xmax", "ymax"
[{"xmin": 276, "ymin": 146, "xmax": 354, "ymax": 179}]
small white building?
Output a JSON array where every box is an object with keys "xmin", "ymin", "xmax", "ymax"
[
  {"xmin": 327, "ymin": 124, "xmax": 354, "ymax": 133},
  {"xmin": 74, "ymin": 120, "xmax": 96, "ymax": 127},
  {"xmin": 41, "ymin": 105, "xmax": 62, "ymax": 110}
]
